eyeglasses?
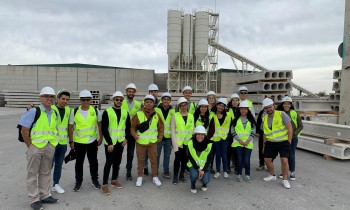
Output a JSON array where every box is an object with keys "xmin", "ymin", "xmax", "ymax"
[
  {"xmin": 114, "ymin": 99, "xmax": 123, "ymax": 102},
  {"xmin": 80, "ymin": 98, "xmax": 91, "ymax": 102},
  {"xmin": 41, "ymin": 95, "xmax": 55, "ymax": 99},
  {"xmin": 239, "ymin": 92, "xmax": 247, "ymax": 95}
]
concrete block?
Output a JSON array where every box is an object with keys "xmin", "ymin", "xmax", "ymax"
[
  {"xmin": 333, "ymin": 70, "xmax": 341, "ymax": 80},
  {"xmin": 234, "ymin": 82, "xmax": 292, "ymax": 92},
  {"xmin": 300, "ymin": 114, "xmax": 338, "ymax": 124},
  {"xmin": 294, "ymin": 100, "xmax": 333, "ymax": 112},
  {"xmin": 332, "ymin": 81, "xmax": 340, "ymax": 92},
  {"xmin": 236, "ymin": 70, "xmax": 293, "ymax": 84},
  {"xmin": 302, "ymin": 121, "xmax": 350, "ymax": 142},
  {"xmin": 329, "ymin": 93, "xmax": 340, "ymax": 101}
]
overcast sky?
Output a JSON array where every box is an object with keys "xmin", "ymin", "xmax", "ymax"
[{"xmin": 0, "ymin": 0, "xmax": 346, "ymax": 94}]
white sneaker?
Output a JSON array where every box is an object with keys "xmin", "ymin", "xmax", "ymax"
[
  {"xmin": 282, "ymin": 179, "xmax": 291, "ymax": 189},
  {"xmin": 223, "ymin": 172, "xmax": 229, "ymax": 178},
  {"xmin": 263, "ymin": 174, "xmax": 277, "ymax": 181},
  {"xmin": 213, "ymin": 172, "xmax": 221, "ymax": 178},
  {"xmin": 152, "ymin": 177, "xmax": 162, "ymax": 186},
  {"xmin": 52, "ymin": 184, "xmax": 65, "ymax": 194},
  {"xmin": 201, "ymin": 184, "xmax": 208, "ymax": 191},
  {"xmin": 278, "ymin": 174, "xmax": 283, "ymax": 179},
  {"xmin": 136, "ymin": 177, "xmax": 143, "ymax": 187},
  {"xmin": 191, "ymin": 188, "xmax": 197, "ymax": 193}
]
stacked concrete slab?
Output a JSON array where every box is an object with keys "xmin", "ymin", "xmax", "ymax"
[{"xmin": 329, "ymin": 70, "xmax": 341, "ymax": 112}]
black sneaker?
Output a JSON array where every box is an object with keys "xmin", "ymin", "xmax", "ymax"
[
  {"xmin": 162, "ymin": 171, "xmax": 171, "ymax": 179},
  {"xmin": 144, "ymin": 168, "xmax": 149, "ymax": 176},
  {"xmin": 92, "ymin": 179, "xmax": 101, "ymax": 189},
  {"xmin": 172, "ymin": 174, "xmax": 178, "ymax": 185},
  {"xmin": 30, "ymin": 201, "xmax": 43, "ymax": 210},
  {"xmin": 41, "ymin": 196, "xmax": 59, "ymax": 204},
  {"xmin": 179, "ymin": 174, "xmax": 187, "ymax": 183},
  {"xmin": 126, "ymin": 172, "xmax": 132, "ymax": 181},
  {"xmin": 73, "ymin": 182, "xmax": 82, "ymax": 192}
]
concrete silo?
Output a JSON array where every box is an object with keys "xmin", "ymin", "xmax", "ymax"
[
  {"xmin": 167, "ymin": 10, "xmax": 182, "ymax": 70},
  {"xmin": 183, "ymin": 14, "xmax": 194, "ymax": 65},
  {"xmin": 194, "ymin": 11, "xmax": 209, "ymax": 68}
]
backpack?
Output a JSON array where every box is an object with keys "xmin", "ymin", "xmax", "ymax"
[{"xmin": 17, "ymin": 107, "xmax": 41, "ymax": 142}]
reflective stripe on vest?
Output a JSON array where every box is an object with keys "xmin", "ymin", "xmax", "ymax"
[
  {"xmin": 122, "ymin": 100, "xmax": 141, "ymax": 117},
  {"xmin": 155, "ymin": 107, "xmax": 174, "ymax": 139},
  {"xmin": 52, "ymin": 105, "xmax": 71, "ymax": 145},
  {"xmin": 290, "ymin": 110, "xmax": 302, "ymax": 137},
  {"xmin": 174, "ymin": 112, "xmax": 194, "ymax": 146},
  {"xmin": 212, "ymin": 114, "xmax": 231, "ymax": 142},
  {"xmin": 104, "ymin": 107, "xmax": 127, "ymax": 145},
  {"xmin": 187, "ymin": 141, "xmax": 212, "ymax": 169},
  {"xmin": 136, "ymin": 111, "xmax": 159, "ymax": 145},
  {"xmin": 232, "ymin": 118, "xmax": 253, "ymax": 149},
  {"xmin": 30, "ymin": 107, "xmax": 58, "ymax": 148},
  {"xmin": 263, "ymin": 110, "xmax": 288, "ymax": 142},
  {"xmin": 73, "ymin": 106, "xmax": 98, "ymax": 144}
]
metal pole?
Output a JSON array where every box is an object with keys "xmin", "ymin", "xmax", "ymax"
[{"xmin": 339, "ymin": 0, "xmax": 350, "ymax": 125}]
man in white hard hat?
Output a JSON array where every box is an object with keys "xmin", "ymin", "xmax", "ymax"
[
  {"xmin": 101, "ymin": 91, "xmax": 131, "ymax": 195},
  {"xmin": 131, "ymin": 95, "xmax": 164, "ymax": 187},
  {"xmin": 261, "ymin": 98, "xmax": 293, "ymax": 189},
  {"xmin": 238, "ymin": 86, "xmax": 255, "ymax": 117},
  {"xmin": 122, "ymin": 83, "xmax": 141, "ymax": 181},
  {"xmin": 68, "ymin": 90, "xmax": 103, "ymax": 192},
  {"xmin": 175, "ymin": 86, "xmax": 196, "ymax": 114},
  {"xmin": 19, "ymin": 87, "xmax": 59, "ymax": 210}
]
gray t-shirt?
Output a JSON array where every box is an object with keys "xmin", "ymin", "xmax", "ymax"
[{"xmin": 261, "ymin": 111, "xmax": 291, "ymax": 131}]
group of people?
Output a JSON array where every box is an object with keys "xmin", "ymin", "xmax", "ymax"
[{"xmin": 19, "ymin": 83, "xmax": 303, "ymax": 210}]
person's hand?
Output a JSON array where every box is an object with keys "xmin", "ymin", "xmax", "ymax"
[
  {"xmin": 134, "ymin": 135, "xmax": 139, "ymax": 140},
  {"xmin": 26, "ymin": 104, "xmax": 34, "ymax": 110},
  {"xmin": 198, "ymin": 170, "xmax": 204, "ymax": 179},
  {"xmin": 107, "ymin": 145, "xmax": 114, "ymax": 152},
  {"xmin": 25, "ymin": 140, "xmax": 31, "ymax": 148},
  {"xmin": 70, "ymin": 142, "xmax": 75, "ymax": 150},
  {"xmin": 97, "ymin": 138, "xmax": 103, "ymax": 146},
  {"xmin": 121, "ymin": 139, "xmax": 128, "ymax": 147},
  {"xmin": 238, "ymin": 139, "xmax": 244, "ymax": 146}
]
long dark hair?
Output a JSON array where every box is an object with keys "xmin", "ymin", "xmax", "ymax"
[
  {"xmin": 194, "ymin": 106, "xmax": 210, "ymax": 128},
  {"xmin": 232, "ymin": 108, "xmax": 256, "ymax": 128},
  {"xmin": 276, "ymin": 102, "xmax": 295, "ymax": 111}
]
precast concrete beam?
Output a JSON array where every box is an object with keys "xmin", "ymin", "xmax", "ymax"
[
  {"xmin": 302, "ymin": 121, "xmax": 350, "ymax": 142},
  {"xmin": 294, "ymin": 100, "xmax": 333, "ymax": 111},
  {"xmin": 234, "ymin": 82, "xmax": 292, "ymax": 92},
  {"xmin": 329, "ymin": 93, "xmax": 340, "ymax": 101},
  {"xmin": 300, "ymin": 114, "xmax": 338, "ymax": 124},
  {"xmin": 298, "ymin": 135, "xmax": 350, "ymax": 159},
  {"xmin": 332, "ymin": 81, "xmax": 341, "ymax": 92},
  {"xmin": 236, "ymin": 70, "xmax": 293, "ymax": 84},
  {"xmin": 245, "ymin": 94, "xmax": 287, "ymax": 103},
  {"xmin": 331, "ymin": 104, "xmax": 340, "ymax": 112},
  {"xmin": 333, "ymin": 70, "xmax": 342, "ymax": 80}
]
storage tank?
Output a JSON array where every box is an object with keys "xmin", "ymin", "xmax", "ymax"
[
  {"xmin": 194, "ymin": 11, "xmax": 209, "ymax": 64},
  {"xmin": 167, "ymin": 10, "xmax": 182, "ymax": 67},
  {"xmin": 182, "ymin": 14, "xmax": 193, "ymax": 64}
]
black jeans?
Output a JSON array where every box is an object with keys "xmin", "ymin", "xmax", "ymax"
[
  {"xmin": 103, "ymin": 142, "xmax": 124, "ymax": 185},
  {"xmin": 258, "ymin": 132, "xmax": 265, "ymax": 167},
  {"xmin": 75, "ymin": 140, "xmax": 99, "ymax": 183},
  {"xmin": 126, "ymin": 136, "xmax": 136, "ymax": 173},
  {"xmin": 173, "ymin": 147, "xmax": 187, "ymax": 175}
]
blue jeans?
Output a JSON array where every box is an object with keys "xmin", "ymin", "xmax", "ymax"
[
  {"xmin": 190, "ymin": 167, "xmax": 210, "ymax": 185},
  {"xmin": 157, "ymin": 139, "xmax": 172, "ymax": 173},
  {"xmin": 52, "ymin": 144, "xmax": 67, "ymax": 185},
  {"xmin": 235, "ymin": 146, "xmax": 252, "ymax": 176},
  {"xmin": 288, "ymin": 137, "xmax": 298, "ymax": 172},
  {"xmin": 214, "ymin": 140, "xmax": 229, "ymax": 173}
]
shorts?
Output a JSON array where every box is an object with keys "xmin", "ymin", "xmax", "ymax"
[{"xmin": 264, "ymin": 141, "xmax": 291, "ymax": 159}]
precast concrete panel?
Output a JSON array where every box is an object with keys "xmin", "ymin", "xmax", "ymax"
[
  {"xmin": 183, "ymin": 14, "xmax": 193, "ymax": 64},
  {"xmin": 194, "ymin": 11, "xmax": 209, "ymax": 64},
  {"xmin": 167, "ymin": 10, "xmax": 182, "ymax": 65}
]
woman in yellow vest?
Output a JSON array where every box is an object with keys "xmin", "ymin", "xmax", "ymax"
[
  {"xmin": 171, "ymin": 97, "xmax": 194, "ymax": 184},
  {"xmin": 187, "ymin": 125, "xmax": 213, "ymax": 193},
  {"xmin": 231, "ymin": 101, "xmax": 256, "ymax": 182},
  {"xmin": 275, "ymin": 96, "xmax": 303, "ymax": 181},
  {"xmin": 194, "ymin": 99, "xmax": 213, "ymax": 130}
]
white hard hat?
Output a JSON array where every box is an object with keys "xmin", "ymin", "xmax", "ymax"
[
  {"xmin": 40, "ymin": 87, "xmax": 56, "ymax": 96},
  {"xmin": 56, "ymin": 89, "xmax": 70, "ymax": 98},
  {"xmin": 239, "ymin": 101, "xmax": 250, "ymax": 108},
  {"xmin": 207, "ymin": 91, "xmax": 216, "ymax": 96},
  {"xmin": 217, "ymin": 98, "xmax": 228, "ymax": 106},
  {"xmin": 148, "ymin": 84, "xmax": 159, "ymax": 91},
  {"xmin": 177, "ymin": 97, "xmax": 188, "ymax": 105},
  {"xmin": 161, "ymin": 92, "xmax": 172, "ymax": 99},
  {"xmin": 282, "ymin": 96, "xmax": 293, "ymax": 103},
  {"xmin": 230, "ymin": 93, "xmax": 239, "ymax": 99},
  {"xmin": 198, "ymin": 99, "xmax": 209, "ymax": 106},
  {"xmin": 125, "ymin": 83, "xmax": 137, "ymax": 91},
  {"xmin": 262, "ymin": 98, "xmax": 274, "ymax": 108},
  {"xmin": 194, "ymin": 125, "xmax": 207, "ymax": 134},
  {"xmin": 238, "ymin": 86, "xmax": 248, "ymax": 92},
  {"xmin": 112, "ymin": 91, "xmax": 124, "ymax": 99},
  {"xmin": 79, "ymin": 90, "xmax": 93, "ymax": 98},
  {"xmin": 144, "ymin": 94, "xmax": 155, "ymax": 101},
  {"xmin": 183, "ymin": 86, "xmax": 192, "ymax": 92}
]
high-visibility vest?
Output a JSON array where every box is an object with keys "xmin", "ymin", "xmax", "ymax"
[
  {"xmin": 30, "ymin": 107, "xmax": 58, "ymax": 148},
  {"xmin": 52, "ymin": 105, "xmax": 71, "ymax": 145},
  {"xmin": 122, "ymin": 99, "xmax": 141, "ymax": 117},
  {"xmin": 155, "ymin": 107, "xmax": 174, "ymax": 138},
  {"xmin": 227, "ymin": 108, "xmax": 237, "ymax": 121},
  {"xmin": 212, "ymin": 113, "xmax": 231, "ymax": 142},
  {"xmin": 136, "ymin": 111, "xmax": 159, "ymax": 145},
  {"xmin": 195, "ymin": 112, "xmax": 214, "ymax": 131},
  {"xmin": 263, "ymin": 110, "xmax": 288, "ymax": 142},
  {"xmin": 232, "ymin": 118, "xmax": 253, "ymax": 149},
  {"xmin": 188, "ymin": 102, "xmax": 196, "ymax": 115},
  {"xmin": 104, "ymin": 107, "xmax": 127, "ymax": 145},
  {"xmin": 174, "ymin": 112, "xmax": 194, "ymax": 146},
  {"xmin": 289, "ymin": 110, "xmax": 302, "ymax": 137},
  {"xmin": 73, "ymin": 106, "xmax": 98, "ymax": 144},
  {"xmin": 187, "ymin": 140, "xmax": 212, "ymax": 169},
  {"xmin": 240, "ymin": 99, "xmax": 253, "ymax": 112}
]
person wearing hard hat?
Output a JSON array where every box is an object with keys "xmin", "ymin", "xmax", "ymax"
[
  {"xmin": 238, "ymin": 86, "xmax": 255, "ymax": 117},
  {"xmin": 207, "ymin": 98, "xmax": 231, "ymax": 179},
  {"xmin": 131, "ymin": 95, "xmax": 164, "ymax": 187},
  {"xmin": 206, "ymin": 91, "xmax": 216, "ymax": 111},
  {"xmin": 122, "ymin": 83, "xmax": 141, "ymax": 181},
  {"xmin": 101, "ymin": 91, "xmax": 131, "ymax": 195},
  {"xmin": 18, "ymin": 87, "xmax": 59, "ymax": 209},
  {"xmin": 261, "ymin": 98, "xmax": 293, "ymax": 189},
  {"xmin": 68, "ymin": 90, "xmax": 103, "ymax": 192},
  {"xmin": 171, "ymin": 97, "xmax": 195, "ymax": 184},
  {"xmin": 194, "ymin": 99, "xmax": 213, "ymax": 130},
  {"xmin": 187, "ymin": 125, "xmax": 213, "ymax": 194},
  {"xmin": 176, "ymin": 86, "xmax": 196, "ymax": 114},
  {"xmin": 276, "ymin": 96, "xmax": 303, "ymax": 181},
  {"xmin": 155, "ymin": 92, "xmax": 175, "ymax": 179},
  {"xmin": 231, "ymin": 101, "xmax": 256, "ymax": 183}
]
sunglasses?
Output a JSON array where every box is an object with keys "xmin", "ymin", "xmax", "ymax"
[
  {"xmin": 41, "ymin": 95, "xmax": 55, "ymax": 99},
  {"xmin": 239, "ymin": 92, "xmax": 247, "ymax": 95},
  {"xmin": 80, "ymin": 98, "xmax": 91, "ymax": 102},
  {"xmin": 114, "ymin": 99, "xmax": 123, "ymax": 102}
]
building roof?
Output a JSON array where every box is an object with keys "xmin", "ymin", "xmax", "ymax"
[{"xmin": 13, "ymin": 63, "xmax": 149, "ymax": 70}]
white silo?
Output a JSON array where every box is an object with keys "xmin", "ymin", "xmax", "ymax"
[
  {"xmin": 194, "ymin": 11, "xmax": 209, "ymax": 65},
  {"xmin": 167, "ymin": 10, "xmax": 182, "ymax": 68},
  {"xmin": 182, "ymin": 14, "xmax": 193, "ymax": 64}
]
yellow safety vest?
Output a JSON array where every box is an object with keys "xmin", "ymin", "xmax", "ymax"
[
  {"xmin": 187, "ymin": 140, "xmax": 212, "ymax": 169},
  {"xmin": 212, "ymin": 113, "xmax": 231, "ymax": 142},
  {"xmin": 228, "ymin": 108, "xmax": 237, "ymax": 121},
  {"xmin": 195, "ymin": 112, "xmax": 214, "ymax": 131},
  {"xmin": 104, "ymin": 107, "xmax": 127, "ymax": 145},
  {"xmin": 136, "ymin": 111, "xmax": 159, "ymax": 145},
  {"xmin": 52, "ymin": 105, "xmax": 71, "ymax": 145},
  {"xmin": 30, "ymin": 107, "xmax": 58, "ymax": 148},
  {"xmin": 122, "ymin": 100, "xmax": 141, "ymax": 117},
  {"xmin": 73, "ymin": 106, "xmax": 98, "ymax": 144},
  {"xmin": 155, "ymin": 107, "xmax": 175, "ymax": 139},
  {"xmin": 188, "ymin": 102, "xmax": 196, "ymax": 115},
  {"xmin": 263, "ymin": 110, "xmax": 288, "ymax": 142},
  {"xmin": 174, "ymin": 112, "xmax": 194, "ymax": 146},
  {"xmin": 290, "ymin": 110, "xmax": 302, "ymax": 137},
  {"xmin": 232, "ymin": 118, "xmax": 253, "ymax": 149}
]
